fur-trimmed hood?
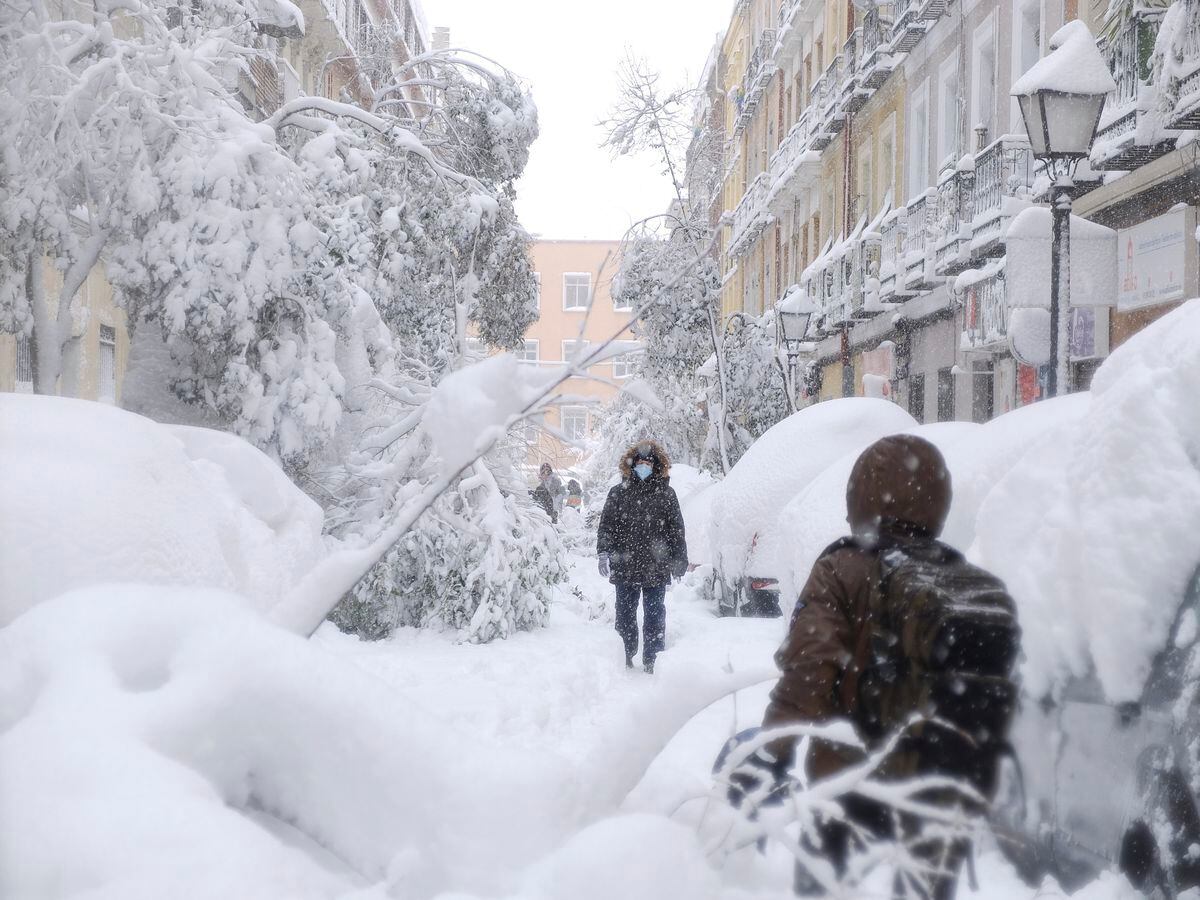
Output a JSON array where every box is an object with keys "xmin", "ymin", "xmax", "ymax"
[{"xmin": 618, "ymin": 440, "xmax": 671, "ymax": 482}]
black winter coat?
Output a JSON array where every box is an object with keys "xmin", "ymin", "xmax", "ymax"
[{"xmin": 596, "ymin": 475, "xmax": 688, "ymax": 586}]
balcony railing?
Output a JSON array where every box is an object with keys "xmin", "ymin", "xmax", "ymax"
[
  {"xmin": 729, "ymin": 171, "xmax": 773, "ymax": 257},
  {"xmin": 1164, "ymin": 0, "xmax": 1200, "ymax": 129},
  {"xmin": 838, "ymin": 31, "xmax": 870, "ymax": 116},
  {"xmin": 891, "ymin": 0, "xmax": 927, "ymax": 52},
  {"xmin": 933, "ymin": 163, "xmax": 975, "ymax": 277},
  {"xmin": 821, "ymin": 56, "xmax": 846, "ymax": 134},
  {"xmin": 970, "ymin": 134, "xmax": 1033, "ymax": 259},
  {"xmin": 902, "ymin": 189, "xmax": 939, "ymax": 291},
  {"xmin": 808, "ymin": 72, "xmax": 836, "ymax": 149},
  {"xmin": 879, "ymin": 209, "xmax": 907, "ymax": 301},
  {"xmin": 861, "ymin": 5, "xmax": 896, "ymax": 89},
  {"xmin": 744, "ymin": 29, "xmax": 779, "ymax": 109},
  {"xmin": 961, "ymin": 263, "xmax": 1008, "ymax": 350},
  {"xmin": 1093, "ymin": 10, "xmax": 1175, "ymax": 170},
  {"xmin": 768, "ymin": 109, "xmax": 821, "ymax": 205}
]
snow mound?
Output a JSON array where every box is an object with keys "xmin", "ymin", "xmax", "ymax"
[
  {"xmin": 975, "ymin": 299, "xmax": 1200, "ymax": 701},
  {"xmin": 671, "ymin": 464, "xmax": 720, "ymax": 566},
  {"xmin": 709, "ymin": 398, "xmax": 917, "ymax": 584},
  {"xmin": 0, "ymin": 395, "xmax": 325, "ymax": 625}
]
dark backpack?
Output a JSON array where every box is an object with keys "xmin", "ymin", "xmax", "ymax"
[{"xmin": 852, "ymin": 539, "xmax": 1020, "ymax": 800}]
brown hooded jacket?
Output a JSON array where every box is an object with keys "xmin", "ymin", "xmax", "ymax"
[{"xmin": 761, "ymin": 434, "xmax": 952, "ymax": 779}]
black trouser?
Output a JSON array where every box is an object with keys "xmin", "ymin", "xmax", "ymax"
[{"xmin": 614, "ymin": 582, "xmax": 666, "ymax": 665}]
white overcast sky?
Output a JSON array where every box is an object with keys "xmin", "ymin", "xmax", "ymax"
[{"xmin": 429, "ymin": 0, "xmax": 734, "ymax": 240}]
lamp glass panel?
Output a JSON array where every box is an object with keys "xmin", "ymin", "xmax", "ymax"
[{"xmin": 1043, "ymin": 92, "xmax": 1105, "ymax": 157}]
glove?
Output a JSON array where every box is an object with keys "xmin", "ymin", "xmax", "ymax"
[
  {"xmin": 727, "ymin": 747, "xmax": 789, "ymax": 813},
  {"xmin": 597, "ymin": 553, "xmax": 610, "ymax": 578},
  {"xmin": 670, "ymin": 558, "xmax": 687, "ymax": 580}
]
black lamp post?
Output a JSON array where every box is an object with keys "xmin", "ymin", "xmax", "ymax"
[
  {"xmin": 777, "ymin": 290, "xmax": 815, "ymax": 410},
  {"xmin": 1013, "ymin": 37, "xmax": 1111, "ymax": 397}
]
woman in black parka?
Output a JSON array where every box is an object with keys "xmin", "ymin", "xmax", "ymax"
[{"xmin": 596, "ymin": 441, "xmax": 688, "ymax": 674}]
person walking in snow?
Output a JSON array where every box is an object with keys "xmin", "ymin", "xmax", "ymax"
[
  {"xmin": 596, "ymin": 441, "xmax": 688, "ymax": 674},
  {"xmin": 741, "ymin": 434, "xmax": 1019, "ymax": 898},
  {"xmin": 538, "ymin": 463, "xmax": 566, "ymax": 518}
]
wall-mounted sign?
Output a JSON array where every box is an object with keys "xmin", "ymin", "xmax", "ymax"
[{"xmin": 1117, "ymin": 208, "xmax": 1192, "ymax": 312}]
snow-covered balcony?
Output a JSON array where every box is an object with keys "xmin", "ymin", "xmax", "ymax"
[
  {"xmin": 766, "ymin": 110, "xmax": 821, "ymax": 212},
  {"xmin": 819, "ymin": 56, "xmax": 846, "ymax": 136},
  {"xmin": 890, "ymin": 0, "xmax": 929, "ymax": 52},
  {"xmin": 237, "ymin": 53, "xmax": 284, "ymax": 118},
  {"xmin": 743, "ymin": 30, "xmax": 779, "ymax": 113},
  {"xmin": 807, "ymin": 72, "xmax": 837, "ymax": 150},
  {"xmin": 878, "ymin": 208, "xmax": 908, "ymax": 301},
  {"xmin": 969, "ymin": 134, "xmax": 1034, "ymax": 260},
  {"xmin": 933, "ymin": 159, "xmax": 975, "ymax": 277},
  {"xmin": 860, "ymin": 4, "xmax": 898, "ymax": 90},
  {"xmin": 1092, "ymin": 10, "xmax": 1177, "ymax": 171},
  {"xmin": 1161, "ymin": 0, "xmax": 1200, "ymax": 129},
  {"xmin": 777, "ymin": 0, "xmax": 823, "ymax": 60},
  {"xmin": 957, "ymin": 260, "xmax": 1008, "ymax": 351},
  {"xmin": 837, "ymin": 31, "xmax": 873, "ymax": 117},
  {"xmin": 916, "ymin": 0, "xmax": 947, "ymax": 25},
  {"xmin": 902, "ymin": 188, "xmax": 941, "ymax": 292},
  {"xmin": 728, "ymin": 171, "xmax": 774, "ymax": 258}
]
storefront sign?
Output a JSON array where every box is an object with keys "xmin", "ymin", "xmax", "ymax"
[{"xmin": 1117, "ymin": 208, "xmax": 1190, "ymax": 312}]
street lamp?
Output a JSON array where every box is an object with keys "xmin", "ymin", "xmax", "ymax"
[
  {"xmin": 1012, "ymin": 20, "xmax": 1114, "ymax": 398},
  {"xmin": 777, "ymin": 286, "xmax": 816, "ymax": 410}
]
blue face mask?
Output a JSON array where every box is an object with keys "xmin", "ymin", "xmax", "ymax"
[{"xmin": 634, "ymin": 462, "xmax": 653, "ymax": 481}]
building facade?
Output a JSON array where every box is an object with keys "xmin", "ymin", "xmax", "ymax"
[
  {"xmin": 696, "ymin": 0, "xmax": 1200, "ymax": 423},
  {"xmin": 522, "ymin": 241, "xmax": 636, "ymax": 471}
]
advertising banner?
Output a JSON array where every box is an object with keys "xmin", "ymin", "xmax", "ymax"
[{"xmin": 1117, "ymin": 208, "xmax": 1191, "ymax": 312}]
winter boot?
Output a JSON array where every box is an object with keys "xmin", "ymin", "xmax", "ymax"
[
  {"xmin": 625, "ymin": 652, "xmax": 634, "ymax": 669},
  {"xmin": 643, "ymin": 659, "xmax": 655, "ymax": 675}
]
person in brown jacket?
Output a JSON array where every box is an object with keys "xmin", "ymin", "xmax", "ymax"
[{"xmin": 757, "ymin": 434, "xmax": 963, "ymax": 898}]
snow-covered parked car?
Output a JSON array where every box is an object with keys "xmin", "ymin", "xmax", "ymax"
[
  {"xmin": 707, "ymin": 398, "xmax": 916, "ymax": 617},
  {"xmin": 973, "ymin": 300, "xmax": 1200, "ymax": 896},
  {"xmin": 0, "ymin": 394, "xmax": 328, "ymax": 625}
]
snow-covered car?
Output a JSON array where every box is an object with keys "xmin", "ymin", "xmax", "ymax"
[
  {"xmin": 707, "ymin": 398, "xmax": 917, "ymax": 617},
  {"xmin": 973, "ymin": 301, "xmax": 1200, "ymax": 896}
]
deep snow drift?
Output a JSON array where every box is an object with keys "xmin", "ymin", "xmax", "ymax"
[{"xmin": 0, "ymin": 395, "xmax": 326, "ymax": 626}]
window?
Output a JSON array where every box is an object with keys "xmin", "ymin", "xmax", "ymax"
[
  {"xmin": 465, "ymin": 337, "xmax": 487, "ymax": 357},
  {"xmin": 98, "ymin": 325, "xmax": 116, "ymax": 403},
  {"xmin": 908, "ymin": 81, "xmax": 929, "ymax": 196},
  {"xmin": 972, "ymin": 19, "xmax": 997, "ymax": 146},
  {"xmin": 880, "ymin": 117, "xmax": 896, "ymax": 205},
  {"xmin": 937, "ymin": 55, "xmax": 960, "ymax": 167},
  {"xmin": 1012, "ymin": 0, "xmax": 1043, "ymax": 128},
  {"xmin": 909, "ymin": 373, "xmax": 925, "ymax": 421},
  {"xmin": 560, "ymin": 406, "xmax": 588, "ymax": 441},
  {"xmin": 563, "ymin": 272, "xmax": 591, "ymax": 310},
  {"xmin": 517, "ymin": 339, "xmax": 539, "ymax": 364},
  {"xmin": 971, "ymin": 363, "xmax": 994, "ymax": 423},
  {"xmin": 611, "ymin": 354, "xmax": 634, "ymax": 379},
  {"xmin": 561, "ymin": 339, "xmax": 590, "ymax": 364},
  {"xmin": 15, "ymin": 332, "xmax": 36, "ymax": 393},
  {"xmin": 936, "ymin": 367, "xmax": 955, "ymax": 422}
]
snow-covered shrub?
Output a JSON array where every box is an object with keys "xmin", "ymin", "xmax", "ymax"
[{"xmin": 718, "ymin": 311, "xmax": 792, "ymax": 466}]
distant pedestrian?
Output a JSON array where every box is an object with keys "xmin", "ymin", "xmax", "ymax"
[
  {"xmin": 596, "ymin": 441, "xmax": 688, "ymax": 674},
  {"xmin": 538, "ymin": 463, "xmax": 566, "ymax": 518},
  {"xmin": 742, "ymin": 434, "xmax": 1019, "ymax": 897},
  {"xmin": 565, "ymin": 478, "xmax": 583, "ymax": 510}
]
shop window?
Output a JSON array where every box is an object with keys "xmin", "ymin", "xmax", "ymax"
[
  {"xmin": 909, "ymin": 372, "xmax": 926, "ymax": 422},
  {"xmin": 936, "ymin": 367, "xmax": 955, "ymax": 421}
]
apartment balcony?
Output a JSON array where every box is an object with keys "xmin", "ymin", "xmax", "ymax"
[
  {"xmin": 778, "ymin": 0, "xmax": 823, "ymax": 58},
  {"xmin": 960, "ymin": 262, "xmax": 1008, "ymax": 351},
  {"xmin": 878, "ymin": 209, "xmax": 910, "ymax": 302},
  {"xmin": 933, "ymin": 163, "xmax": 975, "ymax": 277},
  {"xmin": 820, "ymin": 57, "xmax": 846, "ymax": 135},
  {"xmin": 970, "ymin": 134, "xmax": 1034, "ymax": 259},
  {"xmin": 237, "ymin": 53, "xmax": 283, "ymax": 118},
  {"xmin": 744, "ymin": 30, "xmax": 779, "ymax": 111},
  {"xmin": 917, "ymin": 0, "xmax": 947, "ymax": 23},
  {"xmin": 767, "ymin": 110, "xmax": 821, "ymax": 211},
  {"xmin": 890, "ymin": 0, "xmax": 928, "ymax": 52},
  {"xmin": 1092, "ymin": 11, "xmax": 1176, "ymax": 171},
  {"xmin": 902, "ymin": 189, "xmax": 941, "ymax": 292},
  {"xmin": 837, "ymin": 31, "xmax": 872, "ymax": 117},
  {"xmin": 728, "ymin": 171, "xmax": 774, "ymax": 258},
  {"xmin": 860, "ymin": 4, "xmax": 897, "ymax": 90},
  {"xmin": 808, "ymin": 73, "xmax": 836, "ymax": 149},
  {"xmin": 1163, "ymin": 0, "xmax": 1200, "ymax": 129}
]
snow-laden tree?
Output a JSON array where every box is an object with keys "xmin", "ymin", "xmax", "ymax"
[
  {"xmin": 719, "ymin": 312, "xmax": 792, "ymax": 465},
  {"xmin": 598, "ymin": 56, "xmax": 739, "ymax": 475}
]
